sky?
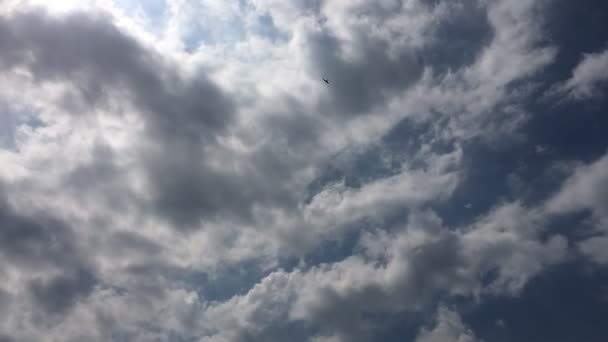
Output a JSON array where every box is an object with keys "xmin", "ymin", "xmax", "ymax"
[{"xmin": 0, "ymin": 0, "xmax": 607, "ymax": 341}]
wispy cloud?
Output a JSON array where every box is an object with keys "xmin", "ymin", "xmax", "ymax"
[{"xmin": 550, "ymin": 49, "xmax": 608, "ymax": 100}]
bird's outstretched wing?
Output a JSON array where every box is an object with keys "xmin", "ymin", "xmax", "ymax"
[{"xmin": 322, "ymin": 78, "xmax": 329, "ymax": 84}]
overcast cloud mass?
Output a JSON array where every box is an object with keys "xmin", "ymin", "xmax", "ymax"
[{"xmin": 0, "ymin": 0, "xmax": 607, "ymax": 341}]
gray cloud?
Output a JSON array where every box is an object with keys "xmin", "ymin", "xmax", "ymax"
[
  {"xmin": 415, "ymin": 306, "xmax": 479, "ymax": 342},
  {"xmin": 0, "ymin": 10, "xmax": 233, "ymax": 138},
  {"xmin": 303, "ymin": 1, "xmax": 494, "ymax": 118},
  {"xmin": 0, "ymin": 9, "xmax": 243, "ymax": 229},
  {"xmin": 0, "ymin": 192, "xmax": 81, "ymax": 270},
  {"xmin": 0, "ymin": 185, "xmax": 98, "ymax": 340},
  {"xmin": 306, "ymin": 27, "xmax": 423, "ymax": 115},
  {"xmin": 28, "ymin": 269, "xmax": 97, "ymax": 315}
]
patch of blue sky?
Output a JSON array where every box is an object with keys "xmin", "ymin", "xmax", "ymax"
[
  {"xmin": 178, "ymin": 7, "xmax": 287, "ymax": 52},
  {"xmin": 181, "ymin": 26, "xmax": 215, "ymax": 53},
  {"xmin": 0, "ymin": 102, "xmax": 45, "ymax": 151},
  {"xmin": 254, "ymin": 13, "xmax": 289, "ymax": 43},
  {"xmin": 181, "ymin": 17, "xmax": 247, "ymax": 53},
  {"xmin": 113, "ymin": 0, "xmax": 168, "ymax": 35},
  {"xmin": 463, "ymin": 260, "xmax": 608, "ymax": 342}
]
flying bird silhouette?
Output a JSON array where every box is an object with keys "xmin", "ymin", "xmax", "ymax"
[{"xmin": 322, "ymin": 78, "xmax": 329, "ymax": 84}]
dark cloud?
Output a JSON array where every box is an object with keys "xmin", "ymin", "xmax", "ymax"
[
  {"xmin": 307, "ymin": 27, "xmax": 423, "ymax": 115},
  {"xmin": 142, "ymin": 141, "xmax": 261, "ymax": 229},
  {"xmin": 0, "ymin": 8, "xmax": 247, "ymax": 229},
  {"xmin": 0, "ymin": 193, "xmax": 80, "ymax": 270},
  {"xmin": 106, "ymin": 231, "xmax": 163, "ymax": 257},
  {"xmin": 0, "ymin": 185, "xmax": 97, "ymax": 325},
  {"xmin": 305, "ymin": 0, "xmax": 494, "ymax": 117},
  {"xmin": 143, "ymin": 101, "xmax": 319, "ymax": 229},
  {"xmin": 0, "ymin": 9, "xmax": 233, "ymax": 139},
  {"xmin": 28, "ymin": 269, "xmax": 96, "ymax": 314},
  {"xmin": 62, "ymin": 143, "xmax": 138, "ymax": 214},
  {"xmin": 0, "ymin": 288, "xmax": 10, "ymax": 317}
]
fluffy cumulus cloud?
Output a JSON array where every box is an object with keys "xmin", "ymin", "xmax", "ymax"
[{"xmin": 0, "ymin": 0, "xmax": 607, "ymax": 341}]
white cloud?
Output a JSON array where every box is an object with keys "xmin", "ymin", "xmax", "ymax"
[
  {"xmin": 191, "ymin": 206, "xmax": 568, "ymax": 341},
  {"xmin": 546, "ymin": 151, "xmax": 608, "ymax": 264},
  {"xmin": 553, "ymin": 49, "xmax": 608, "ymax": 100},
  {"xmin": 546, "ymin": 151, "xmax": 608, "ymax": 229}
]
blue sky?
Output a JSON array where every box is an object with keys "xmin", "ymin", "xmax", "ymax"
[{"xmin": 0, "ymin": 0, "xmax": 607, "ymax": 341}]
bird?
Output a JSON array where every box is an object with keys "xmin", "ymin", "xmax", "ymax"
[{"xmin": 322, "ymin": 78, "xmax": 329, "ymax": 84}]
